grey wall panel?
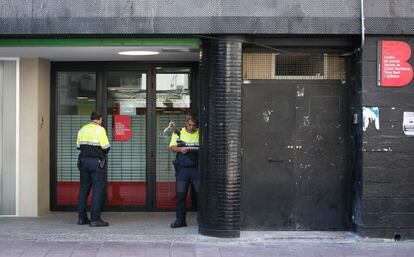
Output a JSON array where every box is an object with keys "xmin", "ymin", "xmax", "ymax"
[
  {"xmin": 0, "ymin": 17, "xmax": 361, "ymax": 35},
  {"xmin": 365, "ymin": 18, "xmax": 414, "ymax": 35},
  {"xmin": 361, "ymin": 36, "xmax": 414, "ymax": 239},
  {"xmin": 363, "ymin": 181, "xmax": 414, "ymax": 199},
  {"xmin": 365, "ymin": 0, "xmax": 414, "ymax": 18},
  {"xmin": 364, "ymin": 166, "xmax": 414, "ymax": 184},
  {"xmin": 364, "ymin": 198, "xmax": 414, "ymax": 213},
  {"xmin": 0, "ymin": 0, "xmax": 361, "ymax": 18},
  {"xmin": 363, "ymin": 213, "xmax": 414, "ymax": 228},
  {"xmin": 1, "ymin": 0, "xmax": 413, "ymax": 35}
]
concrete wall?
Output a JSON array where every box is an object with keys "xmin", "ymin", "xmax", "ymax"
[
  {"xmin": 37, "ymin": 59, "xmax": 50, "ymax": 215},
  {"xmin": 361, "ymin": 36, "xmax": 414, "ymax": 239},
  {"xmin": 1, "ymin": 0, "xmax": 414, "ymax": 35},
  {"xmin": 19, "ymin": 58, "xmax": 50, "ymax": 216}
]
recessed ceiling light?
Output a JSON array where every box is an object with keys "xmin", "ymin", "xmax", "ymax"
[{"xmin": 118, "ymin": 51, "xmax": 159, "ymax": 56}]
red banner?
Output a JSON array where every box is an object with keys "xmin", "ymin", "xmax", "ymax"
[
  {"xmin": 379, "ymin": 40, "xmax": 413, "ymax": 87},
  {"xmin": 113, "ymin": 115, "xmax": 132, "ymax": 141}
]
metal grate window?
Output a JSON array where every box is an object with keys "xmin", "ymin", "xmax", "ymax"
[
  {"xmin": 243, "ymin": 52, "xmax": 346, "ymax": 80},
  {"xmin": 275, "ymin": 54, "xmax": 324, "ymax": 76}
]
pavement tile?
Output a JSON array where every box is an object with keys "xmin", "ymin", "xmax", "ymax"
[
  {"xmin": 121, "ymin": 242, "xmax": 147, "ymax": 257},
  {"xmin": 97, "ymin": 249, "xmax": 122, "ymax": 257},
  {"xmin": 21, "ymin": 241, "xmax": 55, "ymax": 257},
  {"xmin": 121, "ymin": 251, "xmax": 145, "ymax": 257},
  {"xmin": 242, "ymin": 245, "xmax": 274, "ymax": 257},
  {"xmin": 194, "ymin": 245, "xmax": 221, "ymax": 257},
  {"xmin": 4, "ymin": 240, "xmax": 35, "ymax": 250},
  {"xmin": 0, "ymin": 240, "xmax": 35, "ymax": 257},
  {"xmin": 97, "ymin": 241, "xmax": 124, "ymax": 257},
  {"xmin": 144, "ymin": 242, "xmax": 171, "ymax": 257},
  {"xmin": 170, "ymin": 242, "xmax": 196, "ymax": 257},
  {"xmin": 22, "ymin": 249, "xmax": 50, "ymax": 257},
  {"xmin": 219, "ymin": 245, "xmax": 245, "ymax": 257},
  {"xmin": 97, "ymin": 252, "xmax": 121, "ymax": 257},
  {"xmin": 288, "ymin": 244, "xmax": 323, "ymax": 257},
  {"xmin": 71, "ymin": 252, "xmax": 99, "ymax": 257},
  {"xmin": 48, "ymin": 241, "xmax": 78, "ymax": 254},
  {"xmin": 45, "ymin": 254, "xmax": 71, "ymax": 257},
  {"xmin": 71, "ymin": 242, "xmax": 102, "ymax": 257},
  {"xmin": 1, "ymin": 214, "xmax": 414, "ymax": 257},
  {"xmin": 0, "ymin": 252, "xmax": 26, "ymax": 257}
]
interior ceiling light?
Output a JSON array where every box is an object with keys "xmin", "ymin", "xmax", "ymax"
[{"xmin": 118, "ymin": 51, "xmax": 159, "ymax": 56}]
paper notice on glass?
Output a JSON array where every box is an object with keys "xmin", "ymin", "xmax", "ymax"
[{"xmin": 403, "ymin": 112, "xmax": 414, "ymax": 136}]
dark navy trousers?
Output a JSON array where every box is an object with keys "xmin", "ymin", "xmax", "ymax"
[
  {"xmin": 77, "ymin": 157, "xmax": 105, "ymax": 222},
  {"xmin": 176, "ymin": 165, "xmax": 199, "ymax": 222}
]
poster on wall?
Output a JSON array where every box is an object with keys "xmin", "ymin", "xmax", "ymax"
[
  {"xmin": 113, "ymin": 115, "xmax": 132, "ymax": 141},
  {"xmin": 403, "ymin": 112, "xmax": 414, "ymax": 136},
  {"xmin": 377, "ymin": 40, "xmax": 413, "ymax": 87},
  {"xmin": 363, "ymin": 107, "xmax": 380, "ymax": 131}
]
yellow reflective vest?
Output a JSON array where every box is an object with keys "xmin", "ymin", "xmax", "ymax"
[
  {"xmin": 169, "ymin": 128, "xmax": 199, "ymax": 147},
  {"xmin": 77, "ymin": 122, "xmax": 110, "ymax": 158}
]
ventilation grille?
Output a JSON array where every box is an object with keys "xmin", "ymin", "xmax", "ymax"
[{"xmin": 243, "ymin": 52, "xmax": 346, "ymax": 80}]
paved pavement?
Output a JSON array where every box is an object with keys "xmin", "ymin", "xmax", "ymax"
[{"xmin": 0, "ymin": 212, "xmax": 413, "ymax": 257}]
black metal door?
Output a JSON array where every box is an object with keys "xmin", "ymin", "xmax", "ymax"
[
  {"xmin": 241, "ymin": 80, "xmax": 351, "ymax": 230},
  {"xmin": 241, "ymin": 81, "xmax": 296, "ymax": 229},
  {"xmin": 294, "ymin": 82, "xmax": 350, "ymax": 230}
]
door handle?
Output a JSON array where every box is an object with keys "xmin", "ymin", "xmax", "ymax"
[{"xmin": 268, "ymin": 158, "xmax": 283, "ymax": 163}]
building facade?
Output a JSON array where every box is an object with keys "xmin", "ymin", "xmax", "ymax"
[{"xmin": 0, "ymin": 0, "xmax": 413, "ymax": 239}]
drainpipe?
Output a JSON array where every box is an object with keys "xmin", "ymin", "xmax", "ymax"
[{"xmin": 360, "ymin": 0, "xmax": 365, "ymax": 49}]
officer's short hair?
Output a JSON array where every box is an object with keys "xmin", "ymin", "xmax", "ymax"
[
  {"xmin": 186, "ymin": 115, "xmax": 198, "ymax": 126},
  {"xmin": 90, "ymin": 111, "xmax": 103, "ymax": 121}
]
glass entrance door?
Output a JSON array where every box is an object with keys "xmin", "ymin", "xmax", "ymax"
[
  {"xmin": 155, "ymin": 68, "xmax": 194, "ymax": 209},
  {"xmin": 106, "ymin": 70, "xmax": 147, "ymax": 208}
]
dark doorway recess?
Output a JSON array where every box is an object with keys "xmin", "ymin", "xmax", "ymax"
[{"xmin": 241, "ymin": 80, "xmax": 352, "ymax": 230}]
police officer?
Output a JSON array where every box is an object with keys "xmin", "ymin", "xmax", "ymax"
[
  {"xmin": 76, "ymin": 111, "xmax": 110, "ymax": 227},
  {"xmin": 169, "ymin": 116, "xmax": 199, "ymax": 228}
]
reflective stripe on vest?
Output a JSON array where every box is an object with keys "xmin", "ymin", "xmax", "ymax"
[{"xmin": 76, "ymin": 123, "xmax": 110, "ymax": 149}]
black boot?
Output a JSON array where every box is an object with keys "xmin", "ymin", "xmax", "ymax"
[
  {"xmin": 77, "ymin": 218, "xmax": 90, "ymax": 225},
  {"xmin": 90, "ymin": 220, "xmax": 109, "ymax": 227},
  {"xmin": 170, "ymin": 220, "xmax": 187, "ymax": 228}
]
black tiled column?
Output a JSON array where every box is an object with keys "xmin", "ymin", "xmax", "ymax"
[{"xmin": 198, "ymin": 37, "xmax": 243, "ymax": 238}]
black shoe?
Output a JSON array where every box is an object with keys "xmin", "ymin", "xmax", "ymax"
[
  {"xmin": 89, "ymin": 220, "xmax": 109, "ymax": 227},
  {"xmin": 77, "ymin": 218, "xmax": 90, "ymax": 225},
  {"xmin": 170, "ymin": 220, "xmax": 187, "ymax": 228}
]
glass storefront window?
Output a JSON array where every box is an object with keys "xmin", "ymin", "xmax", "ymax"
[
  {"xmin": 52, "ymin": 65, "xmax": 195, "ymax": 210},
  {"xmin": 56, "ymin": 71, "xmax": 96, "ymax": 206},
  {"xmin": 0, "ymin": 60, "xmax": 17, "ymax": 215}
]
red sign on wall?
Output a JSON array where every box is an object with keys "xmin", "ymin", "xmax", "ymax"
[
  {"xmin": 378, "ymin": 40, "xmax": 413, "ymax": 87},
  {"xmin": 113, "ymin": 115, "xmax": 132, "ymax": 141}
]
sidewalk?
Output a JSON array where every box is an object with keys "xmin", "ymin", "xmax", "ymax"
[{"xmin": 0, "ymin": 212, "xmax": 413, "ymax": 257}]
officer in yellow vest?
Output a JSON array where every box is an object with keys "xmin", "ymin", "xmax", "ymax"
[
  {"xmin": 169, "ymin": 116, "xmax": 199, "ymax": 228},
  {"xmin": 76, "ymin": 112, "xmax": 110, "ymax": 227}
]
